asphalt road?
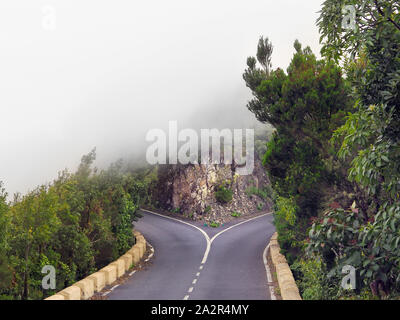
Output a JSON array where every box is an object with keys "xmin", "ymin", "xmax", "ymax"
[{"xmin": 108, "ymin": 209, "xmax": 275, "ymax": 300}]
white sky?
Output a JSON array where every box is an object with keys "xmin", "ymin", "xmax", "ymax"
[{"xmin": 0, "ymin": 0, "xmax": 323, "ymax": 197}]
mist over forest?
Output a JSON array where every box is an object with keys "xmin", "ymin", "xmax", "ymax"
[
  {"xmin": 0, "ymin": 0, "xmax": 322, "ymax": 198},
  {"xmin": 1, "ymin": 0, "xmax": 400, "ymax": 303}
]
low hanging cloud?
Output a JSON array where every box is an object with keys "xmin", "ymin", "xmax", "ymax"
[{"xmin": 0, "ymin": 0, "xmax": 322, "ymax": 197}]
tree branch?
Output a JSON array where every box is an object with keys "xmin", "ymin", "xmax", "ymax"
[{"xmin": 374, "ymin": 0, "xmax": 400, "ymax": 31}]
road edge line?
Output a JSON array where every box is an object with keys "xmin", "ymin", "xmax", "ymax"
[
  {"xmin": 263, "ymin": 243, "xmax": 277, "ymax": 300},
  {"xmin": 210, "ymin": 212, "xmax": 273, "ymax": 243},
  {"xmin": 142, "ymin": 209, "xmax": 211, "ymax": 264}
]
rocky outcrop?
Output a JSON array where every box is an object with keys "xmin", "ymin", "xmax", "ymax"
[{"xmin": 152, "ymin": 156, "xmax": 272, "ymax": 223}]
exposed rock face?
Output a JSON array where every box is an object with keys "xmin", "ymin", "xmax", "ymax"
[{"xmin": 152, "ymin": 157, "xmax": 272, "ymax": 223}]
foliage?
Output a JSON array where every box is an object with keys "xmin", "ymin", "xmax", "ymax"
[
  {"xmin": 209, "ymin": 221, "xmax": 220, "ymax": 228},
  {"xmin": 245, "ymin": 185, "xmax": 274, "ymax": 201},
  {"xmin": 0, "ymin": 183, "xmax": 11, "ymax": 295},
  {"xmin": 171, "ymin": 207, "xmax": 181, "ymax": 214},
  {"xmin": 231, "ymin": 211, "xmax": 241, "ymax": 218},
  {"xmin": 242, "ymin": 0, "xmax": 400, "ymax": 299},
  {"xmin": 273, "ymin": 196, "xmax": 302, "ymax": 264},
  {"xmin": 0, "ymin": 149, "xmax": 149, "ymax": 300},
  {"xmin": 315, "ymin": 0, "xmax": 400, "ymax": 296},
  {"xmin": 308, "ymin": 202, "xmax": 400, "ymax": 297},
  {"xmin": 215, "ymin": 184, "xmax": 233, "ymax": 204},
  {"xmin": 244, "ymin": 38, "xmax": 352, "ymax": 267},
  {"xmin": 291, "ymin": 257, "xmax": 339, "ymax": 300}
]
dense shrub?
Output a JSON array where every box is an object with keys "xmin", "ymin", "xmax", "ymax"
[
  {"xmin": 245, "ymin": 185, "xmax": 275, "ymax": 201},
  {"xmin": 215, "ymin": 185, "xmax": 233, "ymax": 204},
  {"xmin": 0, "ymin": 149, "xmax": 150, "ymax": 300},
  {"xmin": 291, "ymin": 258, "xmax": 337, "ymax": 300},
  {"xmin": 244, "ymin": 37, "xmax": 353, "ymax": 296},
  {"xmin": 308, "ymin": 203, "xmax": 400, "ymax": 296},
  {"xmin": 244, "ymin": 38, "xmax": 351, "ymax": 242}
]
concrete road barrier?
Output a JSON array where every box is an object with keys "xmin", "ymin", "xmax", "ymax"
[
  {"xmin": 58, "ymin": 286, "xmax": 81, "ymax": 300},
  {"xmin": 45, "ymin": 231, "xmax": 147, "ymax": 300},
  {"xmin": 269, "ymin": 232, "xmax": 302, "ymax": 300},
  {"xmin": 44, "ymin": 294, "xmax": 65, "ymax": 300},
  {"xmin": 99, "ymin": 265, "xmax": 117, "ymax": 286},
  {"xmin": 127, "ymin": 247, "xmax": 140, "ymax": 265},
  {"xmin": 87, "ymin": 272, "xmax": 106, "ymax": 292},
  {"xmin": 75, "ymin": 278, "xmax": 95, "ymax": 300},
  {"xmin": 135, "ymin": 238, "xmax": 146, "ymax": 257},
  {"xmin": 110, "ymin": 259, "xmax": 126, "ymax": 278},
  {"xmin": 121, "ymin": 254, "xmax": 133, "ymax": 271}
]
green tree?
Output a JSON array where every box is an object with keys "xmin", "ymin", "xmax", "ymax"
[
  {"xmin": 256, "ymin": 36, "xmax": 273, "ymax": 75},
  {"xmin": 0, "ymin": 182, "xmax": 11, "ymax": 294},
  {"xmin": 243, "ymin": 38, "xmax": 352, "ymax": 262},
  {"xmin": 8, "ymin": 186, "xmax": 61, "ymax": 299},
  {"xmin": 311, "ymin": 0, "xmax": 400, "ymax": 296},
  {"xmin": 0, "ymin": 148, "xmax": 150, "ymax": 300}
]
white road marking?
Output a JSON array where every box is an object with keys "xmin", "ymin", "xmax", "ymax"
[
  {"xmin": 263, "ymin": 243, "xmax": 277, "ymax": 300},
  {"xmin": 142, "ymin": 209, "xmax": 274, "ymax": 300},
  {"xmin": 144, "ymin": 241, "xmax": 155, "ymax": 262},
  {"xmin": 196, "ymin": 272, "xmax": 200, "ymax": 277},
  {"xmin": 102, "ymin": 240, "xmax": 154, "ymax": 298},
  {"xmin": 143, "ymin": 209, "xmax": 272, "ymax": 264},
  {"xmin": 110, "ymin": 284, "xmax": 119, "ymax": 292},
  {"xmin": 188, "ymin": 287, "xmax": 194, "ymax": 293},
  {"xmin": 142, "ymin": 209, "xmax": 211, "ymax": 264},
  {"xmin": 210, "ymin": 213, "xmax": 272, "ymax": 243}
]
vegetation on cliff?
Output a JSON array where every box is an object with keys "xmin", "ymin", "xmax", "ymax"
[
  {"xmin": 0, "ymin": 149, "xmax": 150, "ymax": 300},
  {"xmin": 244, "ymin": 0, "xmax": 400, "ymax": 299}
]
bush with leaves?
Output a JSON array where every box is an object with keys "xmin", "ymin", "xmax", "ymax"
[
  {"xmin": 215, "ymin": 184, "xmax": 233, "ymax": 204},
  {"xmin": 244, "ymin": 38, "xmax": 352, "ymax": 267},
  {"xmin": 0, "ymin": 183, "xmax": 11, "ymax": 298},
  {"xmin": 317, "ymin": 0, "xmax": 400, "ymax": 297},
  {"xmin": 0, "ymin": 149, "xmax": 150, "ymax": 300},
  {"xmin": 273, "ymin": 196, "xmax": 302, "ymax": 264},
  {"xmin": 307, "ymin": 202, "xmax": 400, "ymax": 296},
  {"xmin": 291, "ymin": 257, "xmax": 340, "ymax": 300}
]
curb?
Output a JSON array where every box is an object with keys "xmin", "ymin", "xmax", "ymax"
[
  {"xmin": 45, "ymin": 230, "xmax": 147, "ymax": 300},
  {"xmin": 269, "ymin": 232, "xmax": 302, "ymax": 300}
]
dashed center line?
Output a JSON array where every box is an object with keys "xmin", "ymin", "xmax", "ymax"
[{"xmin": 142, "ymin": 209, "xmax": 273, "ymax": 301}]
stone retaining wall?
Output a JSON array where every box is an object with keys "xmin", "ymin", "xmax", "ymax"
[{"xmin": 269, "ymin": 232, "xmax": 302, "ymax": 300}]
